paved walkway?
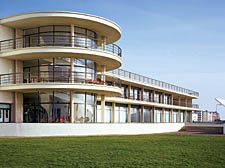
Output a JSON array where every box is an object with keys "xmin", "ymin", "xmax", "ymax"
[{"xmin": 168, "ymin": 131, "xmax": 225, "ymax": 136}]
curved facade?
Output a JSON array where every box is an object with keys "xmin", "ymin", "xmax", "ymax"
[
  {"xmin": 0, "ymin": 11, "xmax": 122, "ymax": 124},
  {"xmin": 0, "ymin": 11, "xmax": 199, "ymax": 136}
]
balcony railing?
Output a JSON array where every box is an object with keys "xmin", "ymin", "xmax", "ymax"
[
  {"xmin": 120, "ymin": 96, "xmax": 199, "ymax": 108},
  {"xmin": 0, "ymin": 72, "xmax": 121, "ymax": 88},
  {"xmin": 109, "ymin": 69, "xmax": 199, "ymax": 97},
  {"xmin": 0, "ymin": 35, "xmax": 122, "ymax": 57}
]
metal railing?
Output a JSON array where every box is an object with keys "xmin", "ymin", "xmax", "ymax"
[
  {"xmin": 0, "ymin": 72, "xmax": 121, "ymax": 88},
  {"xmin": 109, "ymin": 69, "xmax": 199, "ymax": 97},
  {"xmin": 0, "ymin": 35, "xmax": 122, "ymax": 57}
]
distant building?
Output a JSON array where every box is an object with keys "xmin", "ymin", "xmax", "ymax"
[{"xmin": 193, "ymin": 110, "xmax": 220, "ymax": 122}]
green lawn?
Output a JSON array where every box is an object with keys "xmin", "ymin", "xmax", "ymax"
[{"xmin": 0, "ymin": 134, "xmax": 225, "ymax": 168}]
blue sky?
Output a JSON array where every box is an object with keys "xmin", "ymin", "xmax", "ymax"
[{"xmin": 1, "ymin": 0, "xmax": 225, "ymax": 118}]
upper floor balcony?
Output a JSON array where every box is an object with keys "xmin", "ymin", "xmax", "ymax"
[
  {"xmin": 0, "ymin": 72, "xmax": 122, "ymax": 97},
  {"xmin": 0, "ymin": 34, "xmax": 122, "ymax": 71},
  {"xmin": 108, "ymin": 69, "xmax": 199, "ymax": 98}
]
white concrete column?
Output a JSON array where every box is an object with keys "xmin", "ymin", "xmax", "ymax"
[
  {"xmin": 128, "ymin": 104, "xmax": 131, "ymax": 123},
  {"xmin": 14, "ymin": 60, "xmax": 23, "ymax": 84},
  {"xmin": 71, "ymin": 24, "xmax": 74, "ymax": 47},
  {"xmin": 112, "ymin": 102, "xmax": 115, "ymax": 123},
  {"xmin": 141, "ymin": 88, "xmax": 144, "ymax": 101},
  {"xmin": 101, "ymin": 36, "xmax": 107, "ymax": 51},
  {"xmin": 152, "ymin": 106, "xmax": 155, "ymax": 123},
  {"xmin": 100, "ymin": 66, "xmax": 106, "ymax": 83},
  {"xmin": 128, "ymin": 85, "xmax": 131, "ymax": 99},
  {"xmin": 170, "ymin": 109, "xmax": 173, "ymax": 123},
  {"xmin": 178, "ymin": 110, "xmax": 181, "ymax": 123},
  {"xmin": 15, "ymin": 92, "xmax": 23, "ymax": 123},
  {"xmin": 70, "ymin": 91, "xmax": 74, "ymax": 123},
  {"xmin": 178, "ymin": 96, "xmax": 181, "ymax": 106},
  {"xmin": 101, "ymin": 95, "xmax": 105, "ymax": 123},
  {"xmin": 184, "ymin": 111, "xmax": 187, "ymax": 123},
  {"xmin": 15, "ymin": 28, "xmax": 23, "ymax": 49}
]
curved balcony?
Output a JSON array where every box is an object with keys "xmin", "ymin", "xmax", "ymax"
[
  {"xmin": 0, "ymin": 72, "xmax": 122, "ymax": 97},
  {"xmin": 0, "ymin": 35, "xmax": 122, "ymax": 71}
]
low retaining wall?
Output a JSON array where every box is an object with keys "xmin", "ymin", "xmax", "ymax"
[{"xmin": 0, "ymin": 123, "xmax": 185, "ymax": 137}]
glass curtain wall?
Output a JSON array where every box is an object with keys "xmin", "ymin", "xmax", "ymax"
[
  {"xmin": 23, "ymin": 91, "xmax": 70, "ymax": 123},
  {"xmin": 73, "ymin": 59, "xmax": 96, "ymax": 83},
  {"xmin": 144, "ymin": 106, "xmax": 152, "ymax": 123},
  {"xmin": 23, "ymin": 58, "xmax": 96, "ymax": 83},
  {"xmin": 23, "ymin": 25, "xmax": 96, "ymax": 47},
  {"xmin": 173, "ymin": 110, "xmax": 179, "ymax": 123},
  {"xmin": 130, "ymin": 87, "xmax": 141, "ymax": 100},
  {"xmin": 121, "ymin": 84, "xmax": 129, "ymax": 98},
  {"xmin": 154, "ymin": 108, "xmax": 162, "ymax": 123},
  {"xmin": 115, "ymin": 104, "xmax": 128, "ymax": 123},
  {"xmin": 154, "ymin": 92, "xmax": 163, "ymax": 103},
  {"xmin": 74, "ymin": 92, "xmax": 96, "ymax": 123},
  {"xmin": 180, "ymin": 111, "xmax": 184, "ymax": 123},
  {"xmin": 143, "ymin": 89, "xmax": 152, "ymax": 102},
  {"xmin": 164, "ymin": 94, "xmax": 172, "ymax": 105},
  {"xmin": 130, "ymin": 105, "xmax": 141, "ymax": 123},
  {"xmin": 164, "ymin": 109, "xmax": 171, "ymax": 123}
]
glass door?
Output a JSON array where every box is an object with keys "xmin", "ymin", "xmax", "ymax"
[
  {"xmin": 0, "ymin": 109, "xmax": 3, "ymax": 122},
  {"xmin": 3, "ymin": 109, "xmax": 10, "ymax": 122}
]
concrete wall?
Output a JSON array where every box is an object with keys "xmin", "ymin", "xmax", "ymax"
[
  {"xmin": 0, "ymin": 123, "xmax": 184, "ymax": 137},
  {"xmin": 0, "ymin": 25, "xmax": 14, "ymax": 41}
]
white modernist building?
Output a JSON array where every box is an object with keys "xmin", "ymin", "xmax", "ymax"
[{"xmin": 0, "ymin": 11, "xmax": 199, "ymax": 136}]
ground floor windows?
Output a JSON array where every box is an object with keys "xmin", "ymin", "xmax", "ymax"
[
  {"xmin": 180, "ymin": 111, "xmax": 184, "ymax": 123},
  {"xmin": 115, "ymin": 104, "xmax": 128, "ymax": 123},
  {"xmin": 24, "ymin": 91, "xmax": 70, "ymax": 123},
  {"xmin": 74, "ymin": 92, "xmax": 96, "ymax": 123},
  {"xmin": 164, "ymin": 109, "xmax": 170, "ymax": 123},
  {"xmin": 144, "ymin": 107, "xmax": 152, "ymax": 123},
  {"xmin": 23, "ymin": 91, "xmax": 96, "ymax": 123},
  {"xmin": 173, "ymin": 110, "xmax": 179, "ymax": 123},
  {"xmin": 131, "ymin": 105, "xmax": 141, "ymax": 123},
  {"xmin": 0, "ymin": 104, "xmax": 11, "ymax": 123},
  {"xmin": 154, "ymin": 108, "xmax": 162, "ymax": 123}
]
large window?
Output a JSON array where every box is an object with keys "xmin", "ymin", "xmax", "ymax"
[
  {"xmin": 173, "ymin": 110, "xmax": 178, "ymax": 123},
  {"xmin": 23, "ymin": 25, "xmax": 96, "ymax": 47},
  {"xmin": 74, "ymin": 92, "xmax": 96, "ymax": 123},
  {"xmin": 144, "ymin": 107, "xmax": 152, "ymax": 123},
  {"xmin": 23, "ymin": 58, "xmax": 96, "ymax": 83},
  {"xmin": 115, "ymin": 104, "xmax": 128, "ymax": 123},
  {"xmin": 131, "ymin": 105, "xmax": 141, "ymax": 123},
  {"xmin": 121, "ymin": 84, "xmax": 129, "ymax": 98},
  {"xmin": 130, "ymin": 87, "xmax": 141, "ymax": 100},
  {"xmin": 164, "ymin": 109, "xmax": 171, "ymax": 123},
  {"xmin": 23, "ymin": 91, "xmax": 70, "ymax": 123},
  {"xmin": 154, "ymin": 92, "xmax": 162, "ymax": 103},
  {"xmin": 180, "ymin": 111, "xmax": 184, "ymax": 123},
  {"xmin": 164, "ymin": 94, "xmax": 171, "ymax": 105},
  {"xmin": 143, "ymin": 89, "xmax": 152, "ymax": 102},
  {"xmin": 154, "ymin": 108, "xmax": 162, "ymax": 123}
]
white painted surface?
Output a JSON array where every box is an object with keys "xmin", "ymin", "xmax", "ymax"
[
  {"xmin": 0, "ymin": 25, "xmax": 14, "ymax": 40},
  {"xmin": 0, "ymin": 123, "xmax": 184, "ymax": 137}
]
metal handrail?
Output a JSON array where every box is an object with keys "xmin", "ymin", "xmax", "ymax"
[
  {"xmin": 0, "ymin": 72, "xmax": 121, "ymax": 88},
  {"xmin": 0, "ymin": 35, "xmax": 122, "ymax": 57},
  {"xmin": 109, "ymin": 69, "xmax": 199, "ymax": 97}
]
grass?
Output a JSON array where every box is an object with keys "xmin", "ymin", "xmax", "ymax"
[{"xmin": 0, "ymin": 134, "xmax": 225, "ymax": 168}]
